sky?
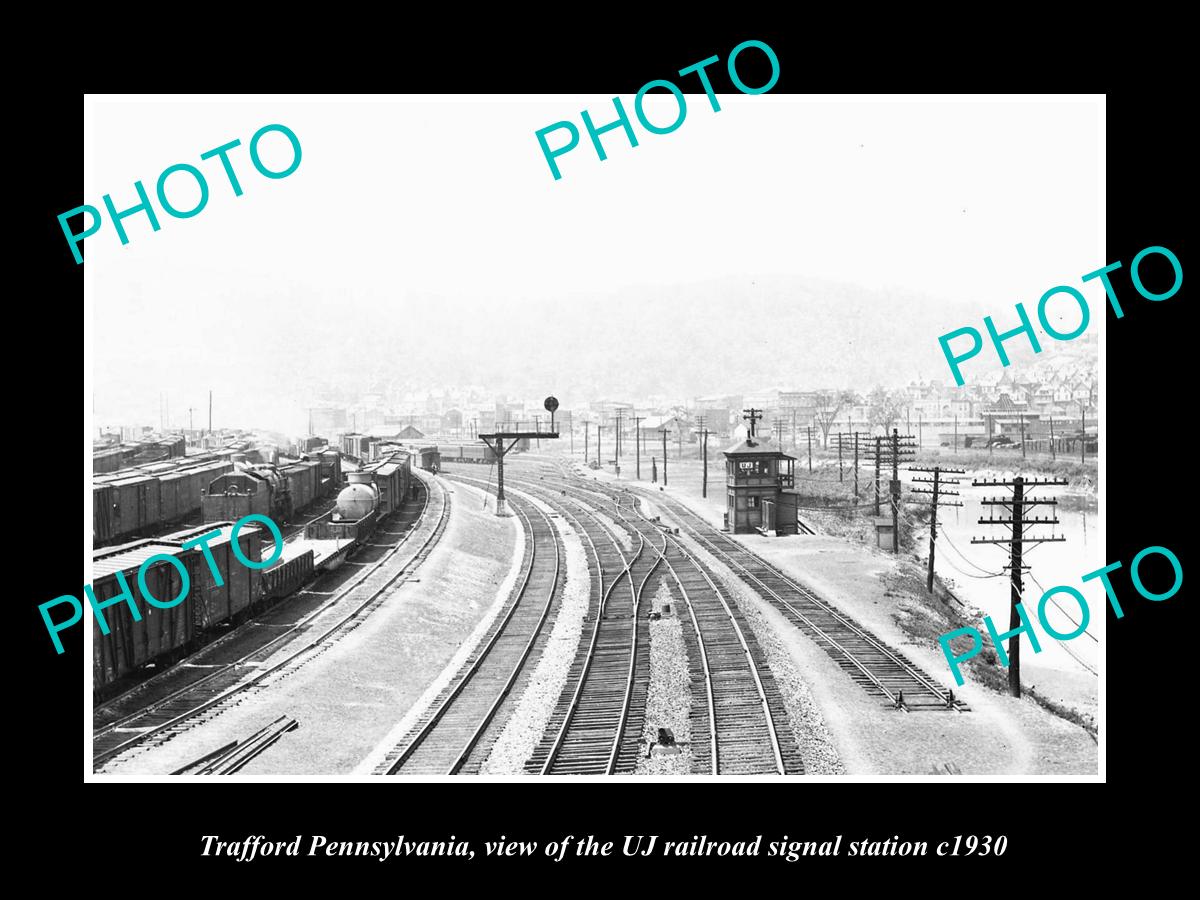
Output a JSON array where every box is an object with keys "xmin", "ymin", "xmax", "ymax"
[{"xmin": 85, "ymin": 95, "xmax": 1103, "ymax": 434}]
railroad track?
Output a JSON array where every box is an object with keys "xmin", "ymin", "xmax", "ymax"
[
  {"xmin": 92, "ymin": 473, "xmax": 453, "ymax": 771},
  {"xmin": 439, "ymin": 467, "xmax": 657, "ymax": 775},
  {"xmin": 506, "ymin": 467, "xmax": 803, "ymax": 774},
  {"xmin": 591, "ymin": 475, "xmax": 968, "ymax": 713},
  {"xmin": 510, "ymin": 478, "xmax": 656, "ymax": 775},
  {"xmin": 376, "ymin": 481, "xmax": 564, "ymax": 774},
  {"xmin": 171, "ymin": 716, "xmax": 299, "ymax": 775}
]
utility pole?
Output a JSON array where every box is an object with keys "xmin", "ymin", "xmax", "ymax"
[
  {"xmin": 874, "ymin": 436, "xmax": 882, "ymax": 516},
  {"xmin": 890, "ymin": 429, "xmax": 900, "ymax": 553},
  {"xmin": 661, "ymin": 429, "xmax": 669, "ymax": 486},
  {"xmin": 697, "ymin": 415, "xmax": 708, "ymax": 498},
  {"xmin": 792, "ymin": 409, "xmax": 797, "ymax": 450},
  {"xmin": 1019, "ymin": 412, "xmax": 1026, "ymax": 459},
  {"xmin": 1079, "ymin": 398, "xmax": 1087, "ymax": 465},
  {"xmin": 568, "ymin": 410, "xmax": 574, "ymax": 455},
  {"xmin": 534, "ymin": 414, "xmax": 540, "ymax": 450},
  {"xmin": 584, "ymin": 420, "xmax": 589, "ymax": 463},
  {"xmin": 615, "ymin": 410, "xmax": 622, "ymax": 461},
  {"xmin": 837, "ymin": 432, "xmax": 844, "ymax": 482},
  {"xmin": 633, "ymin": 416, "xmax": 643, "ymax": 479},
  {"xmin": 909, "ymin": 466, "xmax": 964, "ymax": 593},
  {"xmin": 743, "ymin": 407, "xmax": 763, "ymax": 439},
  {"xmin": 806, "ymin": 426, "xmax": 812, "ymax": 473},
  {"xmin": 884, "ymin": 429, "xmax": 917, "ymax": 553},
  {"xmin": 853, "ymin": 431, "xmax": 860, "ymax": 498},
  {"xmin": 972, "ymin": 475, "xmax": 1067, "ymax": 697},
  {"xmin": 953, "ymin": 414, "xmax": 958, "ymax": 453},
  {"xmin": 597, "ymin": 424, "xmax": 602, "ymax": 469},
  {"xmin": 918, "ymin": 411, "xmax": 923, "ymax": 449},
  {"xmin": 1049, "ymin": 416, "xmax": 1056, "ymax": 460}
]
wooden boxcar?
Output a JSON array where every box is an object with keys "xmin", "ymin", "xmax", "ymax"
[
  {"xmin": 92, "ymin": 524, "xmax": 265, "ymax": 691},
  {"xmin": 92, "ymin": 540, "xmax": 196, "ymax": 690},
  {"xmin": 365, "ymin": 455, "xmax": 410, "ymax": 517},
  {"xmin": 163, "ymin": 522, "xmax": 262, "ymax": 624},
  {"xmin": 108, "ymin": 473, "xmax": 161, "ymax": 541},
  {"xmin": 94, "ymin": 482, "xmax": 115, "ymax": 544}
]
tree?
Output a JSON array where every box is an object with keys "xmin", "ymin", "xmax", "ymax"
[
  {"xmin": 813, "ymin": 390, "xmax": 856, "ymax": 448},
  {"xmin": 867, "ymin": 386, "xmax": 908, "ymax": 433}
]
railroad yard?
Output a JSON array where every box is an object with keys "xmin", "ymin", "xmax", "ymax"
[{"xmin": 92, "ymin": 448, "xmax": 1097, "ymax": 777}]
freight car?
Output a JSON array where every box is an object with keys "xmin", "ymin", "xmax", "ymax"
[
  {"xmin": 93, "ymin": 457, "xmax": 237, "ymax": 547},
  {"xmin": 315, "ymin": 449, "xmax": 341, "ymax": 496},
  {"xmin": 442, "ymin": 443, "xmax": 497, "ymax": 464},
  {"xmin": 415, "ymin": 446, "xmax": 441, "ymax": 473},
  {"xmin": 93, "ymin": 456, "xmax": 403, "ymax": 695},
  {"xmin": 341, "ymin": 432, "xmax": 372, "ymax": 461},
  {"xmin": 363, "ymin": 454, "xmax": 409, "ymax": 517},
  {"xmin": 91, "ymin": 521, "xmax": 264, "ymax": 693},
  {"xmin": 304, "ymin": 452, "xmax": 410, "ymax": 543}
]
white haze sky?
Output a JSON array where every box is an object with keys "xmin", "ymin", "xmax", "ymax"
[{"xmin": 84, "ymin": 95, "xmax": 1102, "ymax": 435}]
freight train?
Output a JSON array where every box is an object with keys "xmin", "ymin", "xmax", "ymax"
[
  {"xmin": 94, "ymin": 449, "xmax": 342, "ymax": 549},
  {"xmin": 92, "ymin": 451, "xmax": 411, "ymax": 696}
]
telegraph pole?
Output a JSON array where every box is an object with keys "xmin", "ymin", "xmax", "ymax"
[
  {"xmin": 806, "ymin": 426, "xmax": 812, "ymax": 472},
  {"xmin": 696, "ymin": 415, "xmax": 708, "ymax": 498},
  {"xmin": 1079, "ymin": 399, "xmax": 1087, "ymax": 465},
  {"xmin": 909, "ymin": 466, "xmax": 964, "ymax": 593},
  {"xmin": 972, "ymin": 475, "xmax": 1068, "ymax": 697},
  {"xmin": 660, "ymin": 429, "xmax": 668, "ymax": 486},
  {"xmin": 853, "ymin": 431, "xmax": 860, "ymax": 498},
  {"xmin": 597, "ymin": 424, "xmax": 602, "ymax": 469},
  {"xmin": 837, "ymin": 433, "xmax": 844, "ymax": 482},
  {"xmin": 615, "ymin": 410, "xmax": 622, "ymax": 461},
  {"xmin": 633, "ymin": 415, "xmax": 643, "ymax": 479},
  {"xmin": 890, "ymin": 429, "xmax": 900, "ymax": 553},
  {"xmin": 584, "ymin": 421, "xmax": 589, "ymax": 464},
  {"xmin": 874, "ymin": 436, "xmax": 882, "ymax": 516},
  {"xmin": 1049, "ymin": 416, "xmax": 1056, "ymax": 460},
  {"xmin": 1019, "ymin": 412, "xmax": 1026, "ymax": 459},
  {"xmin": 884, "ymin": 429, "xmax": 917, "ymax": 553}
]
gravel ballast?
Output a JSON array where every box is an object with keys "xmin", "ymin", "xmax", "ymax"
[
  {"xmin": 479, "ymin": 489, "xmax": 592, "ymax": 774},
  {"xmin": 636, "ymin": 580, "xmax": 692, "ymax": 775}
]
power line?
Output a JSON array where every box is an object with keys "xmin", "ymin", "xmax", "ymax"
[{"xmin": 971, "ymin": 474, "xmax": 1069, "ymax": 699}]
